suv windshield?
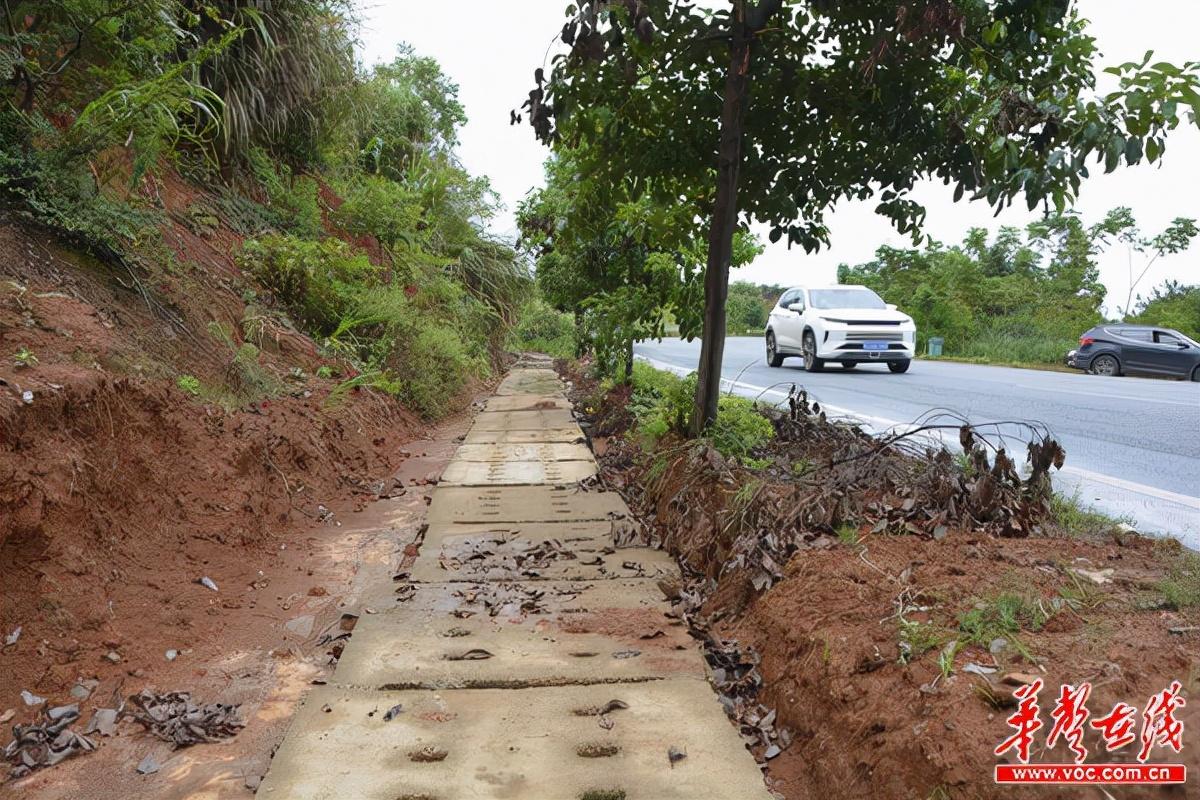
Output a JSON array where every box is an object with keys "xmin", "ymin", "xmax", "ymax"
[{"xmin": 809, "ymin": 288, "xmax": 886, "ymax": 310}]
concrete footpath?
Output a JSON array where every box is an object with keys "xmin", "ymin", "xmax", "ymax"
[{"xmin": 257, "ymin": 356, "xmax": 772, "ymax": 799}]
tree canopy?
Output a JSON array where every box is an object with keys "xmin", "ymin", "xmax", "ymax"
[{"xmin": 523, "ymin": 0, "xmax": 1200, "ymax": 428}]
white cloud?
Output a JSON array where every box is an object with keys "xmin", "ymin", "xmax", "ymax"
[{"xmin": 357, "ymin": 1, "xmax": 1199, "ymax": 316}]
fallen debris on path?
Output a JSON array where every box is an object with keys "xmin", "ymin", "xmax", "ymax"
[
  {"xmin": 126, "ymin": 690, "xmax": 244, "ymax": 748},
  {"xmin": 3, "ymin": 707, "xmax": 96, "ymax": 779}
]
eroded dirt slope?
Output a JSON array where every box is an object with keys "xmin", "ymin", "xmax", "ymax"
[{"xmin": 0, "ymin": 209, "xmax": 480, "ymax": 795}]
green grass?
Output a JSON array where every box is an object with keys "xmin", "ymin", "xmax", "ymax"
[
  {"xmin": 958, "ymin": 592, "xmax": 1046, "ymax": 661},
  {"xmin": 12, "ymin": 347, "xmax": 38, "ymax": 367},
  {"xmin": 898, "ymin": 619, "xmax": 945, "ymax": 664},
  {"xmin": 946, "ymin": 330, "xmax": 1077, "ymax": 366},
  {"xmin": 835, "ymin": 523, "xmax": 860, "ymax": 546},
  {"xmin": 1159, "ymin": 549, "xmax": 1200, "ymax": 610},
  {"xmin": 1049, "ymin": 491, "xmax": 1133, "ymax": 537}
]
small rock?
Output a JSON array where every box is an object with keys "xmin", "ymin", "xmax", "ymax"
[
  {"xmin": 199, "ymin": 576, "xmax": 219, "ymax": 592},
  {"xmin": 1001, "ymin": 672, "xmax": 1041, "ymax": 687},
  {"xmin": 104, "ymin": 651, "xmax": 121, "ymax": 663},
  {"xmin": 667, "ymin": 745, "xmax": 687, "ymax": 767},
  {"xmin": 136, "ymin": 753, "xmax": 160, "ymax": 775},
  {"xmin": 20, "ymin": 690, "xmax": 45, "ymax": 706},
  {"xmin": 383, "ymin": 704, "xmax": 403, "ymax": 721},
  {"xmin": 165, "ymin": 649, "xmax": 178, "ymax": 661},
  {"xmin": 21, "ymin": 390, "xmax": 33, "ymax": 404},
  {"xmin": 989, "ymin": 638, "xmax": 1008, "ymax": 654},
  {"xmin": 764, "ymin": 744, "xmax": 782, "ymax": 760},
  {"xmin": 70, "ymin": 683, "xmax": 94, "ymax": 701},
  {"xmin": 283, "ymin": 615, "xmax": 315, "ymax": 638},
  {"xmin": 1075, "ymin": 568, "xmax": 1114, "ymax": 585},
  {"xmin": 4, "ymin": 626, "xmax": 21, "ymax": 646},
  {"xmin": 0, "ymin": 709, "xmax": 14, "ymax": 724},
  {"xmin": 1115, "ymin": 522, "xmax": 1138, "ymax": 535},
  {"xmin": 963, "ymin": 663, "xmax": 997, "ymax": 677},
  {"xmin": 244, "ymin": 775, "xmax": 262, "ymax": 791}
]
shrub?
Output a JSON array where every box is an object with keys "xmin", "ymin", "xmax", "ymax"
[
  {"xmin": 627, "ymin": 363, "xmax": 774, "ymax": 463},
  {"xmin": 710, "ymin": 395, "xmax": 775, "ymax": 462},
  {"xmin": 238, "ymin": 235, "xmax": 377, "ymax": 334},
  {"xmin": 508, "ymin": 298, "xmax": 575, "ymax": 358},
  {"xmin": 331, "ymin": 175, "xmax": 422, "ymax": 249},
  {"xmin": 248, "ymin": 149, "xmax": 323, "ymax": 238},
  {"xmin": 177, "ymin": 374, "xmax": 202, "ymax": 396},
  {"xmin": 332, "ymin": 284, "xmax": 489, "ymax": 418}
]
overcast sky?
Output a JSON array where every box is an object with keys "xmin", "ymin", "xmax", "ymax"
[{"xmin": 357, "ymin": 1, "xmax": 1198, "ymax": 316}]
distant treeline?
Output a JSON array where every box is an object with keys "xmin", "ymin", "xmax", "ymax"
[{"xmin": 725, "ymin": 209, "xmax": 1197, "ymax": 363}]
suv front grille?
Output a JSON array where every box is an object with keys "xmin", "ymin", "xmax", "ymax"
[{"xmin": 844, "ymin": 332, "xmax": 903, "ymax": 342}]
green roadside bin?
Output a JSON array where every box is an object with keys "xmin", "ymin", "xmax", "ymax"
[{"xmin": 927, "ymin": 337, "xmax": 944, "ymax": 357}]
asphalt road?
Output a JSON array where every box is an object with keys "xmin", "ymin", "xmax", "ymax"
[{"xmin": 634, "ymin": 336, "xmax": 1200, "ymax": 549}]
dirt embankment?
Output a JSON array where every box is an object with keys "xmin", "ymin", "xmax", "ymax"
[
  {"xmin": 0, "ymin": 180, "xmax": 482, "ymax": 795},
  {"xmin": 564, "ymin": 360, "xmax": 1199, "ymax": 800}
]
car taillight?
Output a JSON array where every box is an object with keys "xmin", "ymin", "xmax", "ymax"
[{"xmin": 1079, "ymin": 336, "xmax": 1095, "ymax": 346}]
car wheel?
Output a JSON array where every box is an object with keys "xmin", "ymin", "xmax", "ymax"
[
  {"xmin": 888, "ymin": 359, "xmax": 910, "ymax": 374},
  {"xmin": 765, "ymin": 331, "xmax": 784, "ymax": 367},
  {"xmin": 1090, "ymin": 354, "xmax": 1120, "ymax": 377},
  {"xmin": 841, "ymin": 362, "xmax": 858, "ymax": 370},
  {"xmin": 1192, "ymin": 365, "xmax": 1200, "ymax": 382},
  {"xmin": 802, "ymin": 331, "xmax": 824, "ymax": 372}
]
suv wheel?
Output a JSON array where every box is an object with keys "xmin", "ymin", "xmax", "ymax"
[
  {"xmin": 766, "ymin": 331, "xmax": 784, "ymax": 367},
  {"xmin": 888, "ymin": 359, "xmax": 910, "ymax": 374},
  {"xmin": 1192, "ymin": 365, "xmax": 1199, "ymax": 382},
  {"xmin": 802, "ymin": 331, "xmax": 824, "ymax": 372},
  {"xmin": 1091, "ymin": 354, "xmax": 1120, "ymax": 377}
]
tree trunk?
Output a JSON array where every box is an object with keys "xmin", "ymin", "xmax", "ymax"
[
  {"xmin": 691, "ymin": 16, "xmax": 754, "ymax": 434},
  {"xmin": 624, "ymin": 339, "xmax": 634, "ymax": 382},
  {"xmin": 573, "ymin": 308, "xmax": 586, "ymax": 358}
]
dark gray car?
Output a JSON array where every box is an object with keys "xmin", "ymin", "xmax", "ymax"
[{"xmin": 1066, "ymin": 323, "xmax": 1200, "ymax": 380}]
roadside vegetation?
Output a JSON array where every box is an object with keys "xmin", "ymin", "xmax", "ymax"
[
  {"xmin": 566, "ymin": 356, "xmax": 1198, "ymax": 798},
  {"xmin": 520, "ymin": 1, "xmax": 1200, "ymax": 429},
  {"xmin": 1, "ymin": 2, "xmax": 528, "ymax": 418},
  {"xmin": 837, "ymin": 209, "xmax": 1197, "ymax": 366}
]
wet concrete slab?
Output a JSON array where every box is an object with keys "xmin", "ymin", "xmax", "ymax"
[
  {"xmin": 468, "ymin": 408, "xmax": 577, "ymax": 430},
  {"xmin": 484, "ymin": 393, "xmax": 573, "ymax": 411},
  {"xmin": 463, "ymin": 427, "xmax": 584, "ymax": 444},
  {"xmin": 452, "ymin": 442, "xmax": 594, "ymax": 462},
  {"xmin": 258, "ymin": 364, "xmax": 772, "ymax": 800},
  {"xmin": 333, "ymin": 579, "xmax": 701, "ymax": 689},
  {"xmin": 411, "ymin": 524, "xmax": 676, "ymax": 582},
  {"xmin": 256, "ymin": 680, "xmax": 773, "ymax": 800},
  {"xmin": 495, "ymin": 368, "xmax": 564, "ymax": 396},
  {"xmin": 427, "ymin": 485, "xmax": 629, "ymax": 525},
  {"xmin": 440, "ymin": 458, "xmax": 598, "ymax": 486}
]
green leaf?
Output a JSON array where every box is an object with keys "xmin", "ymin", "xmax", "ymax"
[
  {"xmin": 1145, "ymin": 137, "xmax": 1161, "ymax": 163},
  {"xmin": 1124, "ymin": 137, "xmax": 1143, "ymax": 164}
]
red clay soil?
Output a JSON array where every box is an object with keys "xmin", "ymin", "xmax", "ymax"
[
  {"xmin": 0, "ymin": 196, "xmax": 484, "ymax": 795},
  {"xmin": 724, "ymin": 534, "xmax": 1198, "ymax": 799},
  {"xmin": 566, "ymin": 362, "xmax": 1199, "ymax": 800}
]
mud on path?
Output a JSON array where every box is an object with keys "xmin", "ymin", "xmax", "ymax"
[
  {"xmin": 1, "ymin": 408, "xmax": 468, "ymax": 799},
  {"xmin": 0, "ymin": 217, "xmax": 490, "ymax": 796}
]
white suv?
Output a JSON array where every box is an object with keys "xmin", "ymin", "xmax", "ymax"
[{"xmin": 765, "ymin": 285, "xmax": 916, "ymax": 373}]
